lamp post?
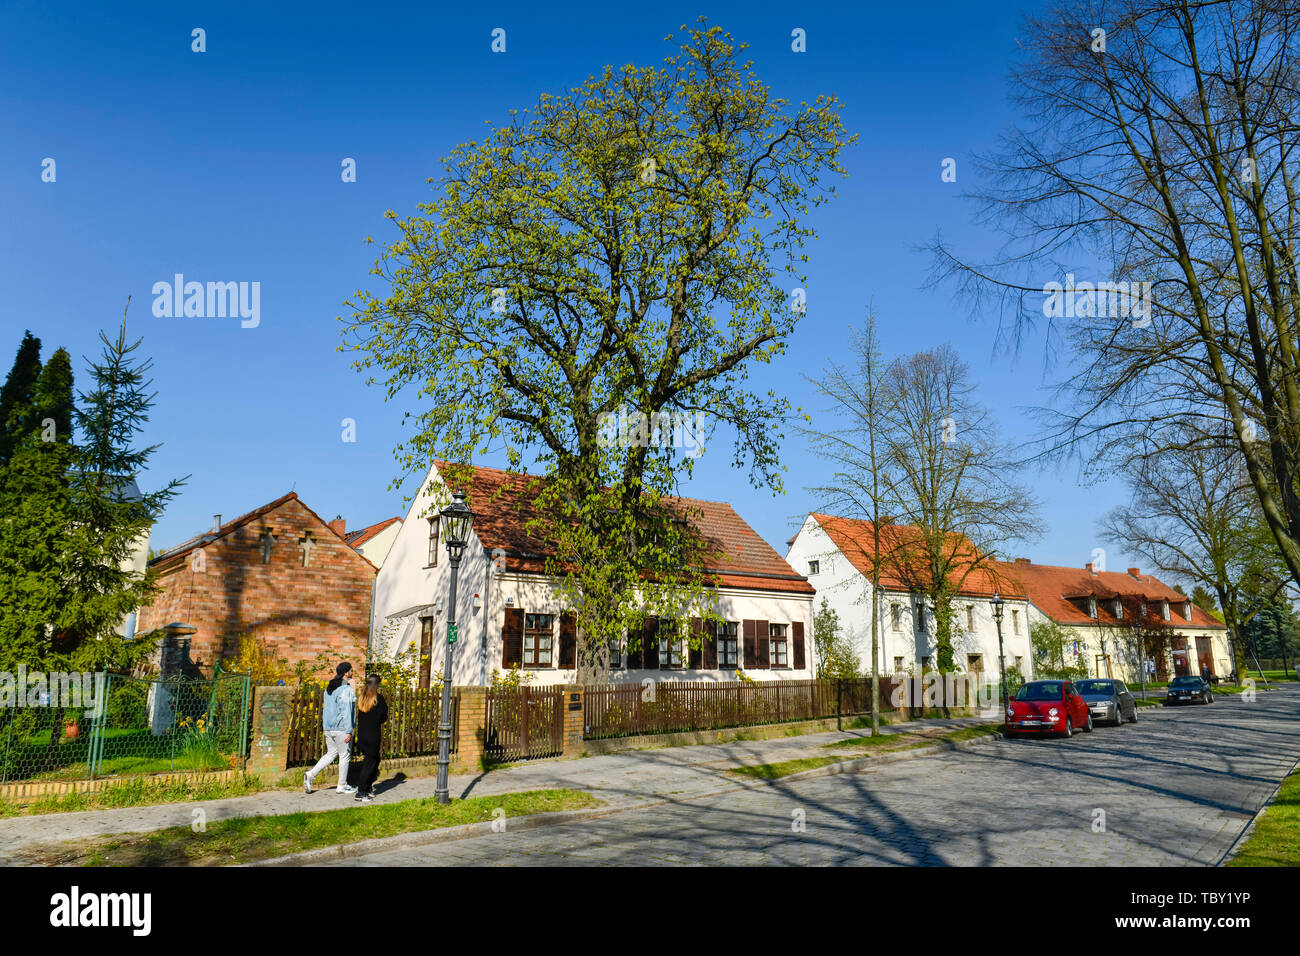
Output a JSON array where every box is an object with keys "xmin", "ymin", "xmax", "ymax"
[
  {"xmin": 990, "ymin": 592, "xmax": 1008, "ymax": 718},
  {"xmin": 434, "ymin": 491, "xmax": 474, "ymax": 805},
  {"xmin": 1133, "ymin": 620, "xmax": 1145, "ymax": 701}
]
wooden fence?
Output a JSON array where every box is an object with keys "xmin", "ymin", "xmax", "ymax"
[
  {"xmin": 582, "ymin": 678, "xmax": 895, "ymax": 741},
  {"xmin": 286, "ymin": 684, "xmax": 459, "ymax": 766},
  {"xmin": 484, "ymin": 686, "xmax": 566, "ymax": 763}
]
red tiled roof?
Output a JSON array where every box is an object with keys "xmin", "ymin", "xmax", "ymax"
[
  {"xmin": 435, "ymin": 463, "xmax": 813, "ymax": 595},
  {"xmin": 811, "ymin": 514, "xmax": 1027, "ymax": 598},
  {"xmin": 344, "ymin": 516, "xmax": 401, "ymax": 548},
  {"xmin": 994, "ymin": 559, "xmax": 1226, "ymax": 629}
]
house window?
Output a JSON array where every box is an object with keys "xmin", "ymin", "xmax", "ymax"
[
  {"xmin": 523, "ymin": 613, "xmax": 554, "ymax": 667},
  {"xmin": 659, "ymin": 623, "xmax": 683, "ymax": 669},
  {"xmin": 1014, "ymin": 655, "xmax": 1024, "ymax": 672},
  {"xmin": 1162, "ymin": 600, "xmax": 1170, "ymax": 621},
  {"xmin": 891, "ymin": 604, "xmax": 902, "ymax": 630},
  {"xmin": 609, "ymin": 635, "xmax": 622, "ymax": 669},
  {"xmin": 966, "ymin": 605, "xmax": 974, "ymax": 630},
  {"xmin": 893, "ymin": 656, "xmax": 904, "ymax": 672},
  {"xmin": 922, "ymin": 655, "xmax": 932, "ymax": 669},
  {"xmin": 770, "ymin": 623, "xmax": 789, "ymax": 667},
  {"xmin": 1088, "ymin": 595, "xmax": 1097, "ymax": 619},
  {"xmin": 426, "ymin": 516, "xmax": 440, "ymax": 567},
  {"xmin": 1183, "ymin": 602, "xmax": 1192, "ymax": 621},
  {"xmin": 967, "ymin": 653, "xmax": 983, "ymax": 673},
  {"xmin": 808, "ymin": 560, "xmax": 819, "ymax": 575},
  {"xmin": 418, "ymin": 617, "xmax": 434, "ymax": 689},
  {"xmin": 1114, "ymin": 600, "xmax": 1124, "ymax": 620},
  {"xmin": 717, "ymin": 621, "xmax": 739, "ymax": 668},
  {"xmin": 1012, "ymin": 609, "xmax": 1021, "ymax": 634},
  {"xmin": 915, "ymin": 601, "xmax": 927, "ymax": 633}
]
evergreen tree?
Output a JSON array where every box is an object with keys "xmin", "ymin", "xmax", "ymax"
[
  {"xmin": 32, "ymin": 348, "xmax": 74, "ymax": 444},
  {"xmin": 0, "ymin": 331, "xmax": 42, "ymax": 463}
]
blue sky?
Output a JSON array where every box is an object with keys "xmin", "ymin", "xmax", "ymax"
[{"xmin": 0, "ymin": 1, "xmax": 1152, "ymax": 582}]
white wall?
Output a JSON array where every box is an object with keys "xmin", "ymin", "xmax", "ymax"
[
  {"xmin": 354, "ymin": 520, "xmax": 402, "ymax": 568},
  {"xmin": 786, "ymin": 515, "xmax": 1034, "ymax": 681}
]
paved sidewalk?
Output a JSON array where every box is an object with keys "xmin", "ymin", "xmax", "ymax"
[{"xmin": 0, "ymin": 716, "xmax": 990, "ymax": 863}]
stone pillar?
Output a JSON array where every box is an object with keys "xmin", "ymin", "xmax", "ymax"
[
  {"xmin": 562, "ymin": 685, "xmax": 584, "ymax": 757},
  {"xmin": 248, "ymin": 685, "xmax": 294, "ymax": 782},
  {"xmin": 454, "ymin": 686, "xmax": 487, "ymax": 771}
]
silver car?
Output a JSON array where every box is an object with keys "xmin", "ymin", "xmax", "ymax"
[{"xmin": 1074, "ymin": 678, "xmax": 1137, "ymax": 725}]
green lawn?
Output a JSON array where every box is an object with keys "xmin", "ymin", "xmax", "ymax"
[
  {"xmin": 16, "ymin": 788, "xmax": 603, "ymax": 866},
  {"xmin": 1227, "ymin": 771, "xmax": 1300, "ymax": 867},
  {"xmin": 5, "ymin": 728, "xmax": 237, "ymax": 780}
]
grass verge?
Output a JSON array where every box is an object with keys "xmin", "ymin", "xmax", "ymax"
[
  {"xmin": 736, "ymin": 724, "xmax": 1002, "ymax": 778},
  {"xmin": 17, "ymin": 788, "xmax": 603, "ymax": 866},
  {"xmin": 1227, "ymin": 771, "xmax": 1300, "ymax": 867},
  {"xmin": 0, "ymin": 774, "xmax": 265, "ymax": 817}
]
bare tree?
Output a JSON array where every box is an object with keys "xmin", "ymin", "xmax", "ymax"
[
  {"xmin": 875, "ymin": 346, "xmax": 1042, "ymax": 672},
  {"xmin": 1101, "ymin": 426, "xmax": 1290, "ymax": 676},
  {"xmin": 930, "ymin": 0, "xmax": 1300, "ymax": 590}
]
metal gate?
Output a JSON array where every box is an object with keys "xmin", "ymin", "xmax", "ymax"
[{"xmin": 484, "ymin": 686, "xmax": 564, "ymax": 762}]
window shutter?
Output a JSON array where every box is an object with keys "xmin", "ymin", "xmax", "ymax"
[
  {"xmin": 792, "ymin": 621, "xmax": 806, "ymax": 670},
  {"xmin": 559, "ymin": 611, "xmax": 577, "ymax": 669},
  {"xmin": 626, "ymin": 627, "xmax": 643, "ymax": 670},
  {"xmin": 689, "ymin": 617, "xmax": 703, "ymax": 669},
  {"xmin": 502, "ymin": 607, "xmax": 523, "ymax": 669},
  {"xmin": 743, "ymin": 620, "xmax": 757, "ymax": 667},
  {"xmin": 701, "ymin": 618, "xmax": 718, "ymax": 668},
  {"xmin": 755, "ymin": 619, "xmax": 770, "ymax": 668},
  {"xmin": 643, "ymin": 617, "xmax": 659, "ymax": 669}
]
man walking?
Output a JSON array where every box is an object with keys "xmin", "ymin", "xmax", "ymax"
[{"xmin": 304, "ymin": 662, "xmax": 358, "ymax": 795}]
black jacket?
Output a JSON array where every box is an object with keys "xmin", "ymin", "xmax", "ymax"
[{"xmin": 356, "ymin": 694, "xmax": 388, "ymax": 746}]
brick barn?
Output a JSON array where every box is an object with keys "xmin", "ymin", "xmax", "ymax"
[{"xmin": 135, "ymin": 493, "xmax": 377, "ymax": 673}]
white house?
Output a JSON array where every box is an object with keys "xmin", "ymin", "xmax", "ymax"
[
  {"xmin": 786, "ymin": 513, "xmax": 1034, "ymax": 684},
  {"xmin": 343, "ymin": 516, "xmax": 402, "ymax": 567},
  {"xmin": 369, "ymin": 462, "xmax": 817, "ymax": 687},
  {"xmin": 998, "ymin": 558, "xmax": 1233, "ymax": 682}
]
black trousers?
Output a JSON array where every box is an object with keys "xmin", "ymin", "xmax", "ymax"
[{"xmin": 356, "ymin": 738, "xmax": 381, "ymax": 794}]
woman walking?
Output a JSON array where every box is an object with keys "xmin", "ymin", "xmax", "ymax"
[
  {"xmin": 354, "ymin": 673, "xmax": 389, "ymax": 803},
  {"xmin": 304, "ymin": 662, "xmax": 358, "ymax": 795}
]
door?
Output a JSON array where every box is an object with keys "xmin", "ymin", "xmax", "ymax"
[
  {"xmin": 1196, "ymin": 637, "xmax": 1214, "ymax": 678},
  {"xmin": 1171, "ymin": 636, "xmax": 1190, "ymax": 677},
  {"xmin": 418, "ymin": 617, "xmax": 434, "ymax": 689}
]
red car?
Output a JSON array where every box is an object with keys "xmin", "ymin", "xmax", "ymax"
[{"xmin": 1005, "ymin": 680, "xmax": 1093, "ymax": 738}]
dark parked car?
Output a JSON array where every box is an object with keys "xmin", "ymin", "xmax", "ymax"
[
  {"xmin": 1005, "ymin": 680, "xmax": 1093, "ymax": 738},
  {"xmin": 1074, "ymin": 678, "xmax": 1137, "ymax": 725},
  {"xmin": 1165, "ymin": 675, "xmax": 1214, "ymax": 705}
]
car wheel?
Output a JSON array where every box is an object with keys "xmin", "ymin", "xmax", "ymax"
[
  {"xmin": 1062, "ymin": 717, "xmax": 1073, "ymax": 738},
  {"xmin": 1083, "ymin": 712, "xmax": 1094, "ymax": 732},
  {"xmin": 1129, "ymin": 706, "xmax": 1138, "ymax": 723},
  {"xmin": 1206, "ymin": 692, "xmax": 1214, "ymax": 704}
]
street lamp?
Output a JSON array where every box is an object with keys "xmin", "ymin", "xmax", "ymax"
[
  {"xmin": 990, "ymin": 592, "xmax": 1009, "ymax": 718},
  {"xmin": 1133, "ymin": 619, "xmax": 1145, "ymax": 701},
  {"xmin": 434, "ymin": 491, "xmax": 474, "ymax": 805}
]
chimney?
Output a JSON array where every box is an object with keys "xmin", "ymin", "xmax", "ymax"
[
  {"xmin": 877, "ymin": 515, "xmax": 894, "ymax": 525},
  {"xmin": 329, "ymin": 516, "xmax": 347, "ymax": 537},
  {"xmin": 1014, "ymin": 557, "xmax": 1030, "ymax": 565},
  {"xmin": 1127, "ymin": 567, "xmax": 1141, "ymax": 579},
  {"xmin": 1085, "ymin": 562, "xmax": 1096, "ymax": 575},
  {"xmin": 211, "ymin": 514, "xmax": 222, "ymax": 533}
]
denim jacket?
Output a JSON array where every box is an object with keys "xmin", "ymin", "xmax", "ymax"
[{"xmin": 321, "ymin": 683, "xmax": 355, "ymax": 733}]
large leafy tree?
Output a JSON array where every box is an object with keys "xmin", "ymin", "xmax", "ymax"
[{"xmin": 342, "ymin": 22, "xmax": 852, "ymax": 681}]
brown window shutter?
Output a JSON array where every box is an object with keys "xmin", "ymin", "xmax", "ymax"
[
  {"xmin": 755, "ymin": 619, "xmax": 770, "ymax": 668},
  {"xmin": 688, "ymin": 617, "xmax": 703, "ymax": 669},
  {"xmin": 626, "ymin": 627, "xmax": 643, "ymax": 670},
  {"xmin": 643, "ymin": 617, "xmax": 659, "ymax": 669},
  {"xmin": 743, "ymin": 619, "xmax": 757, "ymax": 667},
  {"xmin": 792, "ymin": 621, "xmax": 806, "ymax": 670},
  {"xmin": 702, "ymin": 619, "xmax": 718, "ymax": 669},
  {"xmin": 559, "ymin": 611, "xmax": 577, "ymax": 669},
  {"xmin": 502, "ymin": 607, "xmax": 523, "ymax": 669}
]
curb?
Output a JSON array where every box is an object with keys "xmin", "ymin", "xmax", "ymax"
[
  {"xmin": 1215, "ymin": 749, "xmax": 1300, "ymax": 866},
  {"xmin": 246, "ymin": 730, "xmax": 1006, "ymax": 866}
]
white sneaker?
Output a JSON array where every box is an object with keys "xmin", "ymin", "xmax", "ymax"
[
  {"xmin": 337, "ymin": 784, "xmax": 358, "ymax": 794},
  {"xmin": 303, "ymin": 773, "xmax": 313, "ymax": 794}
]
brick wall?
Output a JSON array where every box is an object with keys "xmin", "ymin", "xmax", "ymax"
[{"xmin": 136, "ymin": 497, "xmax": 375, "ymax": 673}]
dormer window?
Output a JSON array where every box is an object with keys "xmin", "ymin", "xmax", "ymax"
[
  {"xmin": 808, "ymin": 560, "xmax": 819, "ymax": 576},
  {"xmin": 1088, "ymin": 595, "xmax": 1098, "ymax": 619},
  {"xmin": 1114, "ymin": 600, "xmax": 1123, "ymax": 620},
  {"xmin": 1183, "ymin": 601, "xmax": 1192, "ymax": 621},
  {"xmin": 1161, "ymin": 600, "xmax": 1170, "ymax": 621}
]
